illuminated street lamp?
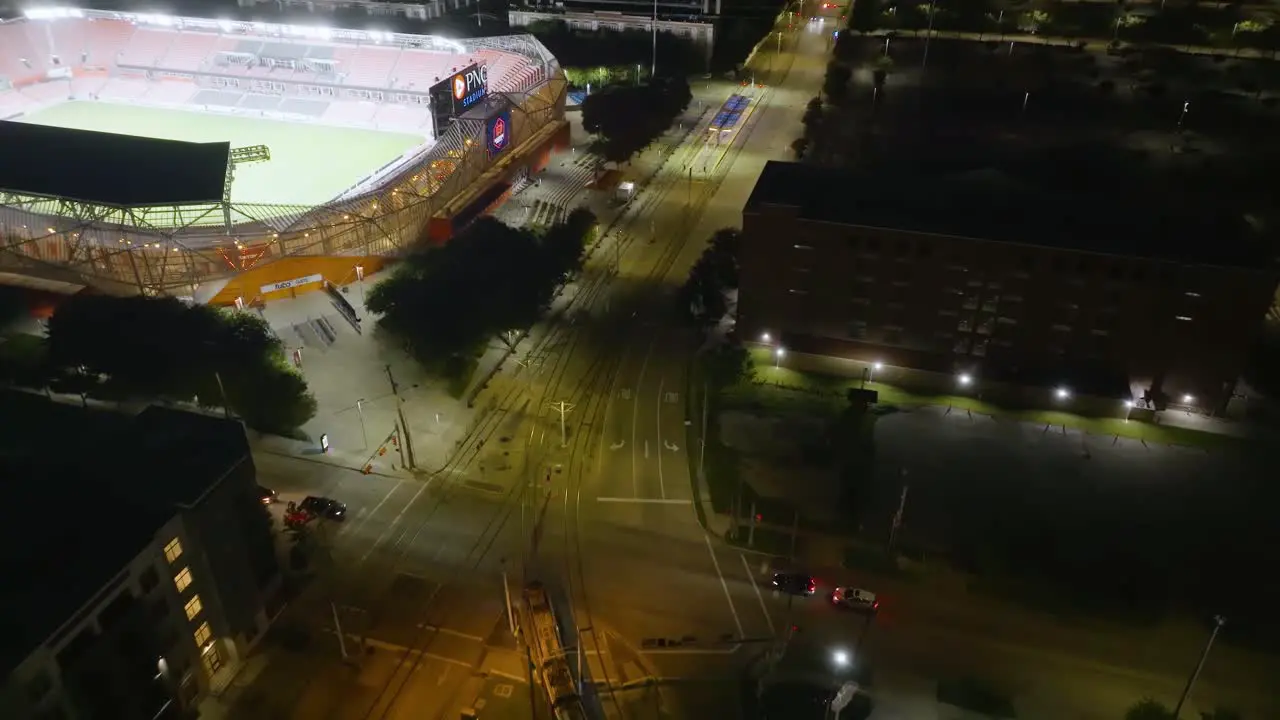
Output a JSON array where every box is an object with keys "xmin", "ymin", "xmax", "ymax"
[
  {"xmin": 831, "ymin": 648, "xmax": 851, "ymax": 668},
  {"xmin": 774, "ymin": 347, "xmax": 786, "ymax": 368},
  {"xmin": 1055, "ymin": 386, "xmax": 1071, "ymax": 401},
  {"xmin": 957, "ymin": 372, "xmax": 972, "ymax": 387},
  {"xmin": 1182, "ymin": 394, "xmax": 1194, "ymax": 404},
  {"xmin": 760, "ymin": 331, "xmax": 772, "ymax": 344}
]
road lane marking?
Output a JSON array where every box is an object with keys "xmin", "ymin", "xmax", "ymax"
[
  {"xmin": 631, "ymin": 338, "xmax": 657, "ymax": 497},
  {"xmin": 596, "ymin": 497, "xmax": 692, "ymax": 504},
  {"xmin": 656, "ymin": 376, "xmax": 666, "ymax": 499},
  {"xmin": 360, "ymin": 477, "xmax": 432, "ymax": 565},
  {"xmin": 340, "ymin": 478, "xmax": 405, "ymax": 538},
  {"xmin": 703, "ymin": 533, "xmax": 745, "ymax": 639},
  {"xmin": 741, "ymin": 553, "xmax": 776, "ymax": 636}
]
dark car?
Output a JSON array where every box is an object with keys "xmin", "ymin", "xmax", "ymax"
[
  {"xmin": 258, "ymin": 485, "xmax": 278, "ymax": 505},
  {"xmin": 300, "ymin": 495, "xmax": 347, "ymax": 521},
  {"xmin": 771, "ymin": 572, "xmax": 816, "ymax": 596}
]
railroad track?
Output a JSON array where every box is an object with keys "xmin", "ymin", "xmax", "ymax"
[{"xmin": 264, "ymin": 74, "xmax": 784, "ymax": 720}]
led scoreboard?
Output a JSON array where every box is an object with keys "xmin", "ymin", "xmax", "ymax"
[{"xmin": 430, "ymin": 63, "xmax": 489, "ymax": 133}]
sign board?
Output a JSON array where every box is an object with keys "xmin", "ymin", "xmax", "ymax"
[
  {"xmin": 486, "ymin": 110, "xmax": 511, "ymax": 158},
  {"xmin": 429, "ymin": 63, "xmax": 488, "ymax": 132},
  {"xmin": 260, "ymin": 273, "xmax": 322, "ymax": 294}
]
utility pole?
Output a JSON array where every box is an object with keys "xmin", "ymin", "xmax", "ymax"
[
  {"xmin": 386, "ymin": 364, "xmax": 415, "ymax": 468},
  {"xmin": 547, "ymin": 401, "xmax": 575, "ymax": 447},
  {"xmin": 1173, "ymin": 615, "xmax": 1226, "ymax": 719},
  {"xmin": 356, "ymin": 398, "xmax": 368, "ymax": 450}
]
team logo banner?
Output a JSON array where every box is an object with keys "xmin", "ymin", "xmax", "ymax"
[{"xmin": 487, "ymin": 110, "xmax": 511, "ymax": 158}]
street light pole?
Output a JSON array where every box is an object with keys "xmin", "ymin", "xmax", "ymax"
[
  {"xmin": 1172, "ymin": 615, "xmax": 1226, "ymax": 719},
  {"xmin": 356, "ymin": 398, "xmax": 368, "ymax": 450},
  {"xmin": 650, "ymin": 0, "xmax": 658, "ymax": 79}
]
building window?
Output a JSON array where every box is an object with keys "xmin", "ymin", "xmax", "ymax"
[
  {"xmin": 996, "ymin": 316, "xmax": 1018, "ymax": 325},
  {"xmin": 1175, "ymin": 315, "xmax": 1193, "ymax": 322},
  {"xmin": 953, "ymin": 337, "xmax": 971, "ymax": 354},
  {"xmin": 1184, "ymin": 291, "xmax": 1201, "ymax": 298},
  {"xmin": 174, "ymin": 568, "xmax": 193, "ymax": 593},
  {"xmin": 184, "ymin": 595, "xmax": 203, "ymax": 621},
  {"xmin": 957, "ymin": 317, "xmax": 973, "ymax": 333},
  {"xmin": 164, "ymin": 538, "xmax": 183, "ymax": 563},
  {"xmin": 793, "ymin": 244, "xmax": 813, "ymax": 250},
  {"xmin": 972, "ymin": 338, "xmax": 989, "ymax": 357},
  {"xmin": 788, "ymin": 289, "xmax": 808, "ymax": 295},
  {"xmin": 139, "ymin": 566, "xmax": 159, "ymax": 593},
  {"xmin": 193, "ymin": 621, "xmax": 212, "ymax": 648}
]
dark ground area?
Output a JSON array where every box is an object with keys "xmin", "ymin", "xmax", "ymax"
[
  {"xmin": 806, "ymin": 35, "xmax": 1280, "ymax": 221},
  {"xmin": 865, "ymin": 406, "xmax": 1280, "ymax": 648}
]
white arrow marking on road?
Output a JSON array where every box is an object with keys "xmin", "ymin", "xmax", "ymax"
[
  {"xmin": 610, "ymin": 440, "xmax": 625, "ymax": 450},
  {"xmin": 664, "ymin": 440, "xmax": 679, "ymax": 452}
]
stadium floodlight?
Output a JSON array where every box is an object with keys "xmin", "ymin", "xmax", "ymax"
[
  {"xmin": 23, "ymin": 7, "xmax": 84, "ymax": 19},
  {"xmin": 431, "ymin": 35, "xmax": 468, "ymax": 54}
]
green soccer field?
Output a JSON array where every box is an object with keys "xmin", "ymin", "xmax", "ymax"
[{"xmin": 19, "ymin": 101, "xmax": 426, "ymax": 207}]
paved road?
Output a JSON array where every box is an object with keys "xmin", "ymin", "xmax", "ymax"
[{"xmin": 217, "ymin": 1, "xmax": 1280, "ymax": 717}]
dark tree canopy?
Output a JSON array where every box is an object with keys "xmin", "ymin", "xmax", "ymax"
[
  {"xmin": 678, "ymin": 228, "xmax": 740, "ymax": 328},
  {"xmin": 367, "ymin": 211, "xmax": 596, "ymax": 370},
  {"xmin": 582, "ymin": 76, "xmax": 693, "ymax": 165},
  {"xmin": 38, "ymin": 294, "xmax": 315, "ymax": 433}
]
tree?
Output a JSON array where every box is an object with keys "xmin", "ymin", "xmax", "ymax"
[
  {"xmin": 850, "ymin": 0, "xmax": 881, "ymax": 33},
  {"xmin": 582, "ymin": 76, "xmax": 691, "ymax": 165},
  {"xmin": 823, "ymin": 63, "xmax": 853, "ymax": 104},
  {"xmin": 1126, "ymin": 699, "xmax": 1173, "ymax": 720},
  {"xmin": 678, "ymin": 228, "xmax": 740, "ymax": 327},
  {"xmin": 790, "ymin": 136, "xmax": 809, "ymax": 160},
  {"xmin": 42, "ymin": 295, "xmax": 317, "ymax": 432},
  {"xmin": 368, "ymin": 213, "xmax": 592, "ymax": 373},
  {"xmin": 802, "ymin": 96, "xmax": 824, "ymax": 130},
  {"xmin": 702, "ymin": 341, "xmax": 753, "ymax": 390}
]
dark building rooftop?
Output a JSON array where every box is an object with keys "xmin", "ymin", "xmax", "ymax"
[
  {"xmin": 0, "ymin": 123, "xmax": 230, "ymax": 207},
  {"xmin": 0, "ymin": 392, "xmax": 250, "ymax": 677},
  {"xmin": 744, "ymin": 161, "xmax": 1274, "ymax": 270}
]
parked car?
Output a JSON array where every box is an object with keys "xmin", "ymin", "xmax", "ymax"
[
  {"xmin": 300, "ymin": 495, "xmax": 347, "ymax": 521},
  {"xmin": 258, "ymin": 485, "xmax": 278, "ymax": 505},
  {"xmin": 831, "ymin": 586, "xmax": 878, "ymax": 613},
  {"xmin": 771, "ymin": 572, "xmax": 817, "ymax": 596}
]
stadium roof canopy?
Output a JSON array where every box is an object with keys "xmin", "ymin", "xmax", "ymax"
[{"xmin": 0, "ymin": 122, "xmax": 230, "ymax": 207}]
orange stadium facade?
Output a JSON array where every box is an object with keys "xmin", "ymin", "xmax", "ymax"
[{"xmin": 0, "ymin": 8, "xmax": 569, "ymax": 305}]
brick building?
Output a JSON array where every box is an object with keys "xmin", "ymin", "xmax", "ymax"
[{"xmin": 737, "ymin": 161, "xmax": 1279, "ymax": 413}]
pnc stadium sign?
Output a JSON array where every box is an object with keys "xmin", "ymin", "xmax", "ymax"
[{"xmin": 449, "ymin": 64, "xmax": 488, "ymax": 111}]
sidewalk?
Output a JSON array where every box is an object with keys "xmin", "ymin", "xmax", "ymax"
[{"xmin": 871, "ymin": 26, "xmax": 1277, "ymax": 62}]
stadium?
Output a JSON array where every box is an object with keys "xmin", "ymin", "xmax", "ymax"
[{"xmin": 0, "ymin": 7, "xmax": 568, "ymax": 305}]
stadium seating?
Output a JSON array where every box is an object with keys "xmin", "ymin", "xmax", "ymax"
[
  {"xmin": 0, "ymin": 88, "xmax": 36, "ymax": 119},
  {"xmin": 145, "ymin": 81, "xmax": 197, "ymax": 105},
  {"xmin": 160, "ymin": 32, "xmax": 220, "ymax": 72},
  {"xmin": 21, "ymin": 80, "xmax": 71, "ymax": 104},
  {"xmin": 344, "ymin": 45, "xmax": 399, "ymax": 88},
  {"xmin": 0, "ymin": 22, "xmax": 43, "ymax": 84},
  {"xmin": 83, "ymin": 19, "xmax": 137, "ymax": 69},
  {"xmin": 390, "ymin": 50, "xmax": 460, "ymax": 92},
  {"xmin": 117, "ymin": 28, "xmax": 174, "ymax": 68},
  {"xmin": 99, "ymin": 78, "xmax": 149, "ymax": 101},
  {"xmin": 373, "ymin": 104, "xmax": 432, "ymax": 133},
  {"xmin": 49, "ymin": 19, "xmax": 89, "ymax": 67},
  {"xmin": 70, "ymin": 75, "xmax": 105, "ymax": 98}
]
